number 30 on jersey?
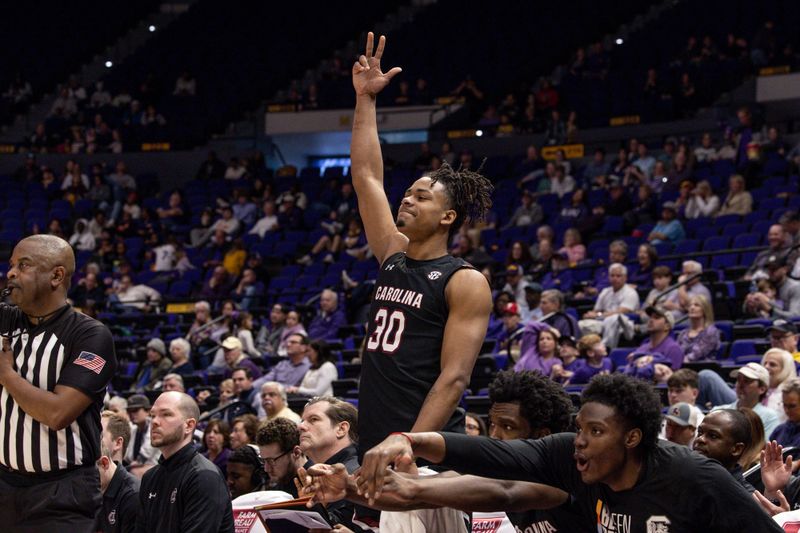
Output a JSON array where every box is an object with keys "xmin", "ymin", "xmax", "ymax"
[{"xmin": 366, "ymin": 308, "xmax": 406, "ymax": 353}]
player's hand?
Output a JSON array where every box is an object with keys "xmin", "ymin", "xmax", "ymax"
[
  {"xmin": 760, "ymin": 440, "xmax": 793, "ymax": 494},
  {"xmin": 355, "ymin": 433, "xmax": 414, "ymax": 505},
  {"xmin": 352, "ymin": 32, "xmax": 402, "ymax": 97},
  {"xmin": 753, "ymin": 489, "xmax": 790, "ymax": 516},
  {"xmin": 297, "ymin": 463, "xmax": 350, "ymax": 506}
]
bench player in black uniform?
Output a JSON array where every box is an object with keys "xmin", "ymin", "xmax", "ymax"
[{"xmin": 351, "ymin": 32, "xmax": 494, "ymax": 457}]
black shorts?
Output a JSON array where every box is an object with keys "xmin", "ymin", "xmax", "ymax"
[{"xmin": 0, "ymin": 465, "xmax": 101, "ymax": 533}]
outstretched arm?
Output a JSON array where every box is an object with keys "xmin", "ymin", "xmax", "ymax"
[
  {"xmin": 351, "ymin": 32, "xmax": 407, "ymax": 264},
  {"xmin": 412, "ymin": 269, "xmax": 491, "ymax": 432}
]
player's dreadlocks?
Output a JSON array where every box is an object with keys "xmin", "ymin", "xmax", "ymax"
[{"xmin": 428, "ymin": 160, "xmax": 493, "ymax": 238}]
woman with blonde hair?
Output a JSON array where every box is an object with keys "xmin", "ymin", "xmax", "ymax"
[
  {"xmin": 685, "ymin": 180, "xmax": 720, "ymax": 218},
  {"xmin": 678, "ymin": 294, "xmax": 721, "ymax": 363},
  {"xmin": 761, "ymin": 347, "xmax": 797, "ymax": 420},
  {"xmin": 737, "ymin": 407, "xmax": 765, "ymax": 470},
  {"xmin": 570, "ymin": 334, "xmax": 612, "ymax": 385}
]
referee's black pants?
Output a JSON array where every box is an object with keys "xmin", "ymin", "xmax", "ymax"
[{"xmin": 0, "ymin": 464, "xmax": 101, "ymax": 533}]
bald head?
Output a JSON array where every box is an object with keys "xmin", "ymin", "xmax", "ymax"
[
  {"xmin": 156, "ymin": 391, "xmax": 200, "ymax": 422},
  {"xmin": 18, "ymin": 235, "xmax": 75, "ymax": 288}
]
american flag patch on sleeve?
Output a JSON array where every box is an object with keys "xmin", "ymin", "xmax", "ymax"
[{"xmin": 73, "ymin": 351, "xmax": 107, "ymax": 374}]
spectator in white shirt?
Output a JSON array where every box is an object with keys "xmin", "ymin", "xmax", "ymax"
[
  {"xmin": 693, "ymin": 132, "xmax": 718, "ymax": 162},
  {"xmin": 68, "ymin": 218, "xmax": 96, "ymax": 252},
  {"xmin": 248, "ymin": 200, "xmax": 279, "ymax": 238},
  {"xmin": 549, "ymin": 164, "xmax": 575, "ymax": 199},
  {"xmin": 579, "ymin": 263, "xmax": 640, "ymax": 348},
  {"xmin": 224, "ymin": 158, "xmax": 247, "ymax": 180},
  {"xmin": 685, "ymin": 180, "xmax": 720, "ymax": 219},
  {"xmin": 112, "ymin": 275, "xmax": 161, "ymax": 312}
]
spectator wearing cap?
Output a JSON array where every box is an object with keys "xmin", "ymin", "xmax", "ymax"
[
  {"xmin": 712, "ymin": 363, "xmax": 781, "ymax": 438},
  {"xmin": 746, "ymin": 254, "xmax": 800, "ymax": 320},
  {"xmin": 664, "ymin": 402, "xmax": 701, "ymax": 447},
  {"xmin": 221, "ymin": 336, "xmax": 263, "ymax": 380},
  {"xmin": 630, "ymin": 306, "xmax": 685, "ymax": 371},
  {"xmin": 570, "ymin": 334, "xmax": 613, "ymax": 385},
  {"xmin": 501, "ymin": 190, "xmax": 543, "ymax": 230},
  {"xmin": 769, "ymin": 320, "xmax": 800, "ymax": 361},
  {"xmin": 769, "ymin": 378, "xmax": 800, "ymax": 446},
  {"xmin": 502, "ymin": 264, "xmax": 530, "ymax": 318},
  {"xmin": 541, "ymin": 251, "xmax": 575, "ymax": 293},
  {"xmin": 579, "ymin": 263, "xmax": 639, "ymax": 349},
  {"xmin": 277, "ymin": 193, "xmax": 304, "ymax": 230},
  {"xmin": 494, "ymin": 302, "xmax": 525, "ymax": 362},
  {"xmin": 125, "ymin": 394, "xmax": 161, "ymax": 476},
  {"xmin": 131, "ymin": 338, "xmax": 173, "ymax": 392},
  {"xmin": 661, "ymin": 369, "xmax": 705, "ymax": 440},
  {"xmin": 551, "ymin": 335, "xmax": 582, "ymax": 383},
  {"xmin": 647, "ymin": 201, "xmax": 685, "ymax": 245},
  {"xmin": 306, "ymin": 289, "xmax": 348, "ymax": 342},
  {"xmin": 744, "ymin": 224, "xmax": 791, "ymax": 281},
  {"xmin": 523, "ymin": 282, "xmax": 543, "ymax": 322}
]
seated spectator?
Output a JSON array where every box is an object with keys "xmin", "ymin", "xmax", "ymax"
[
  {"xmin": 711, "ymin": 363, "xmax": 781, "ymax": 439},
  {"xmin": 769, "ymin": 320, "xmax": 800, "ymax": 361},
  {"xmin": 570, "ymin": 334, "xmax": 612, "ymax": 385},
  {"xmin": 743, "ymin": 278, "xmax": 780, "ymax": 318},
  {"xmin": 539, "ymin": 289, "xmax": 580, "ymax": 339},
  {"xmin": 277, "ymin": 194, "xmax": 304, "ymax": 230},
  {"xmin": 298, "ymin": 211, "xmax": 345, "ymax": 265},
  {"xmin": 670, "ymin": 260, "xmax": 712, "ymax": 321},
  {"xmin": 761, "ymin": 348, "xmax": 797, "ymax": 420},
  {"xmin": 523, "ymin": 282, "xmax": 544, "ymax": 322},
  {"xmin": 541, "ymin": 252, "xmax": 575, "ymax": 293},
  {"xmin": 464, "ymin": 413, "xmax": 486, "ymax": 436},
  {"xmin": 125, "ymin": 394, "xmax": 160, "ymax": 476},
  {"xmin": 578, "ymin": 240, "xmax": 628, "ymax": 298},
  {"xmin": 187, "ymin": 300, "xmax": 215, "ymax": 350},
  {"xmin": 230, "ymin": 414, "xmax": 259, "ymax": 450},
  {"xmin": 502, "ymin": 190, "xmax": 542, "ymax": 229},
  {"xmin": 579, "ymin": 263, "xmax": 639, "ymax": 349},
  {"xmin": 558, "ymin": 228, "xmax": 586, "ymax": 265},
  {"xmin": 647, "ymin": 202, "xmax": 685, "ymax": 245},
  {"xmin": 68, "ymin": 218, "xmax": 95, "ymax": 251},
  {"xmin": 256, "ymin": 333, "xmax": 311, "ymax": 391},
  {"xmin": 769, "ymin": 378, "xmax": 800, "ymax": 446},
  {"xmin": 168, "ymin": 338, "xmax": 195, "ymax": 376},
  {"xmin": 663, "ymin": 402, "xmax": 701, "ymax": 450},
  {"xmin": 287, "ymin": 340, "xmax": 338, "ymax": 397},
  {"xmin": 549, "ymin": 165, "xmax": 575, "ymax": 199},
  {"xmin": 211, "ymin": 206, "xmax": 241, "ymax": 240},
  {"xmin": 131, "ymin": 338, "xmax": 172, "ymax": 392},
  {"xmin": 202, "ymin": 419, "xmax": 232, "ymax": 478},
  {"xmin": 550, "ymin": 335, "xmax": 582, "ymax": 384},
  {"xmin": 514, "ymin": 323, "xmax": 560, "ymax": 376},
  {"xmin": 173, "ymin": 71, "xmax": 197, "ymax": 96},
  {"xmin": 307, "ymin": 289, "xmax": 348, "ymax": 342},
  {"xmin": 494, "ymin": 302, "xmax": 525, "ymax": 361},
  {"xmin": 502, "ymin": 264, "xmax": 531, "ymax": 318},
  {"xmin": 628, "ymin": 243, "xmax": 657, "ymax": 289},
  {"xmin": 745, "ymin": 254, "xmax": 800, "ymax": 319},
  {"xmin": 156, "ymin": 190, "xmax": 188, "ymax": 231},
  {"xmin": 233, "ymin": 270, "xmax": 260, "ymax": 312},
  {"xmin": 222, "ymin": 238, "xmax": 247, "ymax": 277},
  {"xmin": 694, "ymin": 133, "xmax": 718, "ymax": 163},
  {"xmin": 716, "ymin": 174, "xmax": 753, "ymax": 217},
  {"xmin": 626, "ymin": 306, "xmax": 685, "ymax": 374},
  {"xmin": 227, "ymin": 445, "xmax": 268, "ymax": 499},
  {"xmin": 661, "ymin": 369, "xmax": 705, "ymax": 443},
  {"xmin": 110, "ymin": 274, "xmax": 161, "ymax": 312},
  {"xmin": 693, "ymin": 409, "xmax": 756, "ymax": 492},
  {"xmin": 189, "ymin": 208, "xmax": 215, "ymax": 247},
  {"xmin": 256, "ymin": 418, "xmax": 310, "ymax": 497},
  {"xmin": 259, "ymin": 381, "xmax": 301, "ymax": 423},
  {"xmin": 200, "ymin": 266, "xmax": 233, "ymax": 301},
  {"xmin": 624, "ymin": 183, "xmax": 658, "ymax": 230},
  {"xmin": 256, "ymin": 303, "xmax": 288, "ymax": 356},
  {"xmin": 678, "ymin": 295, "xmax": 721, "ymax": 363},
  {"xmin": 528, "ymin": 239, "xmax": 553, "ymax": 281},
  {"xmin": 276, "ymin": 310, "xmax": 308, "ymax": 357},
  {"xmin": 228, "ymin": 367, "xmax": 261, "ymax": 421},
  {"xmin": 339, "ymin": 217, "xmax": 370, "ymax": 261},
  {"xmin": 248, "ymin": 200, "xmax": 279, "ymax": 238},
  {"xmin": 69, "ymin": 271, "xmax": 105, "ymax": 308},
  {"xmin": 556, "ymin": 189, "xmax": 589, "ymax": 228},
  {"xmin": 220, "ymin": 337, "xmax": 263, "ymax": 380},
  {"xmin": 685, "ymin": 180, "xmax": 720, "ymax": 218},
  {"xmin": 505, "ymin": 240, "xmax": 535, "ymax": 272},
  {"xmin": 486, "ymin": 291, "xmax": 513, "ymax": 340},
  {"xmin": 583, "ymin": 147, "xmax": 609, "ymax": 182},
  {"xmin": 744, "ymin": 226, "xmax": 792, "ymax": 281}
]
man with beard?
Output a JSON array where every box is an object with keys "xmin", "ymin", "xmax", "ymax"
[{"xmin": 137, "ymin": 392, "xmax": 233, "ymax": 533}]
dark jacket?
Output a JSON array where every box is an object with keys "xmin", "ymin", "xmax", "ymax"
[{"xmin": 98, "ymin": 463, "xmax": 140, "ymax": 533}]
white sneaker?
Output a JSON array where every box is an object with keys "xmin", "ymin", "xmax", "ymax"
[{"xmin": 297, "ymin": 255, "xmax": 312, "ymax": 266}]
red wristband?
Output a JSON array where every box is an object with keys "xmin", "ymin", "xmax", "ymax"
[{"xmin": 390, "ymin": 432, "xmax": 414, "ymax": 449}]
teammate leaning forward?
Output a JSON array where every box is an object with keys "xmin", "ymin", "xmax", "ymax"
[{"xmin": 351, "ymin": 32, "xmax": 494, "ymax": 454}]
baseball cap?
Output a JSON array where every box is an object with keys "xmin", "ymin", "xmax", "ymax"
[
  {"xmin": 146, "ymin": 338, "xmax": 166, "ymax": 356},
  {"xmin": 558, "ymin": 335, "xmax": 577, "ymax": 347},
  {"xmin": 664, "ymin": 402, "xmax": 699, "ymax": 427},
  {"xmin": 645, "ymin": 306, "xmax": 675, "ymax": 329},
  {"xmin": 221, "ymin": 336, "xmax": 243, "ymax": 351},
  {"xmin": 503, "ymin": 302, "xmax": 520, "ymax": 316},
  {"xmin": 730, "ymin": 362, "xmax": 770, "ymax": 386},
  {"xmin": 779, "ymin": 210, "xmax": 800, "ymax": 224},
  {"xmin": 506, "ymin": 264, "xmax": 524, "ymax": 277},
  {"xmin": 769, "ymin": 319, "xmax": 798, "ymax": 335},
  {"xmin": 127, "ymin": 394, "xmax": 151, "ymax": 411},
  {"xmin": 524, "ymin": 282, "xmax": 543, "ymax": 293},
  {"xmin": 661, "ymin": 201, "xmax": 678, "ymax": 212},
  {"xmin": 766, "ymin": 254, "xmax": 788, "ymax": 269}
]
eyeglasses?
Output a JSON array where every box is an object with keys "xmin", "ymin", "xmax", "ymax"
[{"xmin": 262, "ymin": 450, "xmax": 289, "ymax": 467}]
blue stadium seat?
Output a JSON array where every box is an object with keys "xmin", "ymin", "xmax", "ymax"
[
  {"xmin": 702, "ymin": 236, "xmax": 731, "ymax": 252},
  {"xmin": 729, "ymin": 340, "xmax": 757, "ymax": 359},
  {"xmin": 610, "ymin": 348, "xmax": 634, "ymax": 370}
]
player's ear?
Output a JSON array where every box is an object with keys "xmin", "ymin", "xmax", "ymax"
[
  {"xmin": 624, "ymin": 428, "xmax": 642, "ymax": 449},
  {"xmin": 440, "ymin": 209, "xmax": 457, "ymax": 227},
  {"xmin": 51, "ymin": 265, "xmax": 66, "ymax": 288}
]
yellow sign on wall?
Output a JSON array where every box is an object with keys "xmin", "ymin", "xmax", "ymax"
[{"xmin": 542, "ymin": 144, "xmax": 584, "ymax": 160}]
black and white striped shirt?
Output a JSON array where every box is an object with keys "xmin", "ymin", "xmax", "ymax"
[{"xmin": 0, "ymin": 304, "xmax": 116, "ymax": 474}]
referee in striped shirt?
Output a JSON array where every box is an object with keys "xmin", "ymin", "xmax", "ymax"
[{"xmin": 0, "ymin": 235, "xmax": 116, "ymax": 532}]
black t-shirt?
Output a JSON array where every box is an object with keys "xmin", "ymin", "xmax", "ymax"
[
  {"xmin": 0, "ymin": 304, "xmax": 116, "ymax": 474},
  {"xmin": 358, "ymin": 252, "xmax": 474, "ymax": 454},
  {"xmin": 442, "ymin": 433, "xmax": 783, "ymax": 533}
]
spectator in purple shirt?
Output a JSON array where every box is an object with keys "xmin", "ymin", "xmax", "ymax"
[
  {"xmin": 253, "ymin": 332, "xmax": 311, "ymax": 390},
  {"xmin": 770, "ymin": 378, "xmax": 800, "ymax": 446},
  {"xmin": 221, "ymin": 336, "xmax": 263, "ymax": 380},
  {"xmin": 571, "ymin": 333, "xmax": 613, "ymax": 385},
  {"xmin": 514, "ymin": 322, "xmax": 561, "ymax": 376},
  {"xmin": 629, "ymin": 306, "xmax": 685, "ymax": 371},
  {"xmin": 307, "ymin": 289, "xmax": 348, "ymax": 341},
  {"xmin": 678, "ymin": 295, "xmax": 721, "ymax": 363}
]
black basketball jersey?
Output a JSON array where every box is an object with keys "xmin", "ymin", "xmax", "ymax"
[{"xmin": 358, "ymin": 252, "xmax": 473, "ymax": 454}]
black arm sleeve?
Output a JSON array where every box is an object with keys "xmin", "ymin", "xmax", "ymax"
[{"xmin": 441, "ymin": 432, "xmax": 581, "ymax": 492}]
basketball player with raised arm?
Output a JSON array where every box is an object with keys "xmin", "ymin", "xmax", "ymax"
[{"xmin": 351, "ymin": 32, "xmax": 494, "ymax": 456}]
